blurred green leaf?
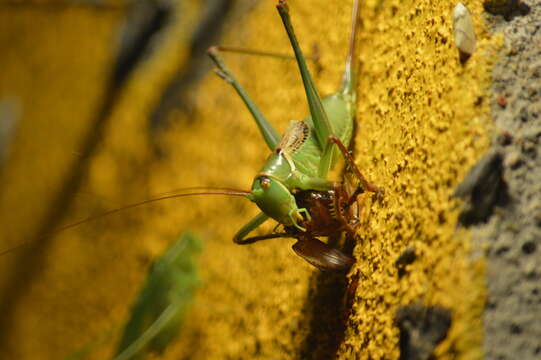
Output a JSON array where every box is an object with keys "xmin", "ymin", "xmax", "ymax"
[{"xmin": 114, "ymin": 231, "xmax": 202, "ymax": 360}]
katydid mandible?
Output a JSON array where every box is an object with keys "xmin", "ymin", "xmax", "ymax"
[{"xmin": 207, "ymin": 0, "xmax": 379, "ymax": 270}]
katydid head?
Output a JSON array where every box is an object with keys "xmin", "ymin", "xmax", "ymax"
[{"xmin": 247, "ymin": 176, "xmax": 307, "ymax": 231}]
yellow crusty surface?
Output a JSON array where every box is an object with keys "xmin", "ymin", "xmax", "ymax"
[
  {"xmin": 0, "ymin": 0, "xmax": 498, "ymax": 359},
  {"xmin": 339, "ymin": 0, "xmax": 498, "ymax": 358}
]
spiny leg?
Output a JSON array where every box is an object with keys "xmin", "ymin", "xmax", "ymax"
[
  {"xmin": 344, "ymin": 186, "xmax": 364, "ymax": 209},
  {"xmin": 207, "ymin": 46, "xmax": 280, "ymax": 151},
  {"xmin": 329, "ymin": 135, "xmax": 382, "ymax": 195},
  {"xmin": 332, "ymin": 183, "xmax": 361, "ymax": 236}
]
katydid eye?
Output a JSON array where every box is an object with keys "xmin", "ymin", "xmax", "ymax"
[{"xmin": 260, "ymin": 178, "xmax": 271, "ymax": 189}]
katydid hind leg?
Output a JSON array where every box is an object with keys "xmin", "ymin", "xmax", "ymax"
[
  {"xmin": 276, "ymin": 0, "xmax": 336, "ymax": 180},
  {"xmin": 207, "ymin": 47, "xmax": 280, "ymax": 151}
]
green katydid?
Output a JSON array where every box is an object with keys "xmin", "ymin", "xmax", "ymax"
[{"xmin": 205, "ymin": 0, "xmax": 380, "ymax": 270}]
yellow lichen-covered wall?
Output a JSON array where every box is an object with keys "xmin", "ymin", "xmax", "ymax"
[
  {"xmin": 0, "ymin": 0, "xmax": 497, "ymax": 359},
  {"xmin": 0, "ymin": 5, "xmax": 121, "ymax": 358},
  {"xmin": 340, "ymin": 0, "xmax": 498, "ymax": 358}
]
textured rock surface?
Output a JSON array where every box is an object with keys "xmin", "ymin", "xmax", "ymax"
[{"xmin": 474, "ymin": 1, "xmax": 541, "ymax": 358}]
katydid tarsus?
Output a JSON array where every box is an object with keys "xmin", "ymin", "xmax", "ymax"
[{"xmin": 1, "ymin": 0, "xmax": 380, "ymax": 271}]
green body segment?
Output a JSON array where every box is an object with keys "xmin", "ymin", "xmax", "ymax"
[
  {"xmin": 278, "ymin": 92, "xmax": 355, "ymax": 180},
  {"xmin": 250, "ymin": 178, "xmax": 300, "ymax": 226}
]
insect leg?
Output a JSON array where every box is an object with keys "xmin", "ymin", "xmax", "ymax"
[
  {"xmin": 233, "ymin": 212, "xmax": 279, "ymax": 245},
  {"xmin": 329, "ymin": 135, "xmax": 381, "ymax": 194},
  {"xmin": 276, "ymin": 1, "xmax": 335, "ymax": 178},
  {"xmin": 207, "ymin": 47, "xmax": 280, "ymax": 151},
  {"xmin": 331, "ymin": 184, "xmax": 361, "ymax": 236},
  {"xmin": 236, "ymin": 233, "xmax": 294, "ymax": 245}
]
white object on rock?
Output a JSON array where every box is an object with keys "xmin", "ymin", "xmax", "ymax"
[{"xmin": 453, "ymin": 3, "xmax": 476, "ymax": 58}]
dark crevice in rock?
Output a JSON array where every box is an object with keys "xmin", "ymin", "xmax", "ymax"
[
  {"xmin": 395, "ymin": 304, "xmax": 452, "ymax": 360},
  {"xmin": 453, "ymin": 151, "xmax": 509, "ymax": 226}
]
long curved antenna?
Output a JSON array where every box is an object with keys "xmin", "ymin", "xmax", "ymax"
[
  {"xmin": 216, "ymin": 45, "xmax": 319, "ymax": 62},
  {"xmin": 0, "ymin": 189, "xmax": 250, "ymax": 257},
  {"xmin": 149, "ymin": 186, "xmax": 251, "ymax": 198}
]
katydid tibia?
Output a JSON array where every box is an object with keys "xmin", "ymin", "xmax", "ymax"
[{"xmin": 1, "ymin": 0, "xmax": 380, "ymax": 271}]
